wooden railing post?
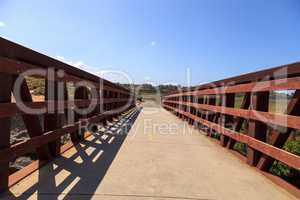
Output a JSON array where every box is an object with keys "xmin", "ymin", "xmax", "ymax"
[
  {"xmin": 227, "ymin": 92, "xmax": 251, "ymax": 149},
  {"xmin": 207, "ymin": 95, "xmax": 216, "ymax": 121},
  {"xmin": 211, "ymin": 96, "xmax": 222, "ymax": 137},
  {"xmin": 182, "ymin": 96, "xmax": 186, "ymax": 121},
  {"xmin": 196, "ymin": 96, "xmax": 204, "ymax": 118},
  {"xmin": 107, "ymin": 91, "xmax": 114, "ymax": 122},
  {"xmin": 247, "ymin": 91, "xmax": 269, "ymax": 166},
  {"xmin": 205, "ymin": 95, "xmax": 216, "ymax": 135},
  {"xmin": 73, "ymin": 86, "xmax": 89, "ymax": 141},
  {"xmin": 220, "ymin": 93, "xmax": 235, "ymax": 147},
  {"xmin": 0, "ymin": 74, "xmax": 12, "ymax": 193},
  {"xmin": 179, "ymin": 96, "xmax": 183, "ymax": 119},
  {"xmin": 91, "ymin": 87, "xmax": 100, "ymax": 117},
  {"xmin": 200, "ymin": 95, "xmax": 207, "ymax": 119},
  {"xmin": 191, "ymin": 96, "xmax": 199, "ymax": 127},
  {"xmin": 12, "ymin": 75, "xmax": 52, "ymax": 160},
  {"xmin": 188, "ymin": 96, "xmax": 194, "ymax": 125},
  {"xmin": 45, "ymin": 70, "xmax": 64, "ymax": 157},
  {"xmin": 198, "ymin": 96, "xmax": 208, "ymax": 130}
]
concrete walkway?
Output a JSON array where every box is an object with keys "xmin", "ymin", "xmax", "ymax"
[{"xmin": 3, "ymin": 101, "xmax": 298, "ymax": 200}]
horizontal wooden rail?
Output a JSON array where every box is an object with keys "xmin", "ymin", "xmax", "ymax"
[
  {"xmin": 0, "ymin": 107, "xmax": 137, "ymax": 163},
  {"xmin": 7, "ymin": 107, "xmax": 139, "ymax": 188},
  {"xmin": 163, "ymin": 100, "xmax": 300, "ymax": 130},
  {"xmin": 166, "ymin": 61, "xmax": 300, "ymax": 95},
  {"xmin": 0, "ymin": 98, "xmax": 131, "ymax": 118},
  {"xmin": 163, "ymin": 104, "xmax": 300, "ymax": 170},
  {"xmin": 0, "ymin": 57, "xmax": 130, "ymax": 94},
  {"xmin": 0, "ymin": 37, "xmax": 128, "ymax": 93},
  {"xmin": 165, "ymin": 76, "xmax": 300, "ymax": 98}
]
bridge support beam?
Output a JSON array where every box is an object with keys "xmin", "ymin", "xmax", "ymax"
[
  {"xmin": 45, "ymin": 70, "xmax": 64, "ymax": 157},
  {"xmin": 73, "ymin": 86, "xmax": 89, "ymax": 142},
  {"xmin": 220, "ymin": 93, "xmax": 235, "ymax": 147},
  {"xmin": 247, "ymin": 91, "xmax": 269, "ymax": 166},
  {"xmin": 205, "ymin": 95, "xmax": 216, "ymax": 136},
  {"xmin": 0, "ymin": 74, "xmax": 12, "ymax": 193},
  {"xmin": 227, "ymin": 92, "xmax": 251, "ymax": 149},
  {"xmin": 13, "ymin": 76, "xmax": 52, "ymax": 160}
]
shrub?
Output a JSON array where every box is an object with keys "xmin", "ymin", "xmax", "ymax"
[
  {"xmin": 270, "ymin": 140, "xmax": 300, "ymax": 183},
  {"xmin": 26, "ymin": 77, "xmax": 45, "ymax": 95}
]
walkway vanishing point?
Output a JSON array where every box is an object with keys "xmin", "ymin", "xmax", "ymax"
[{"xmin": 0, "ymin": 38, "xmax": 299, "ymax": 199}]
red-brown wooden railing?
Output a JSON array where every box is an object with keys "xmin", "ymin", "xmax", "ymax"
[
  {"xmin": 0, "ymin": 37, "xmax": 135, "ymax": 192},
  {"xmin": 162, "ymin": 62, "xmax": 300, "ymax": 178}
]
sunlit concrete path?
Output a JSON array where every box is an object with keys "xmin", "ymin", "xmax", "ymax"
[{"xmin": 3, "ymin": 101, "xmax": 297, "ymax": 200}]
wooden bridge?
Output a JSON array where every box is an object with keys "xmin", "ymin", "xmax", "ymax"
[{"xmin": 0, "ymin": 37, "xmax": 299, "ymax": 199}]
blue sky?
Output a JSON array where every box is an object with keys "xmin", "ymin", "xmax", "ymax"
[{"xmin": 0, "ymin": 0, "xmax": 300, "ymax": 86}]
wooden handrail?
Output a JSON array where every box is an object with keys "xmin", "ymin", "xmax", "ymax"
[
  {"xmin": 0, "ymin": 98, "xmax": 131, "ymax": 118},
  {"xmin": 165, "ymin": 76, "xmax": 300, "ymax": 98},
  {"xmin": 163, "ymin": 100, "xmax": 300, "ymax": 130},
  {"xmin": 163, "ymin": 104, "xmax": 300, "ymax": 170},
  {"xmin": 0, "ymin": 37, "xmax": 136, "ymax": 192},
  {"xmin": 162, "ymin": 62, "xmax": 300, "ymax": 183}
]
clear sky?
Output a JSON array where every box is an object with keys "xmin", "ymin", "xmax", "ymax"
[{"xmin": 1, "ymin": 0, "xmax": 300, "ymax": 86}]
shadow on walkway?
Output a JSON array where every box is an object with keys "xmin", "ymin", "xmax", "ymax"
[{"xmin": 4, "ymin": 108, "xmax": 141, "ymax": 200}]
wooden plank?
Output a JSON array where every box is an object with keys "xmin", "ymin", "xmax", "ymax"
[
  {"xmin": 0, "ymin": 98, "xmax": 129, "ymax": 118},
  {"xmin": 0, "ymin": 74, "xmax": 12, "ymax": 192},
  {"xmin": 8, "ymin": 160, "xmax": 47, "ymax": 188},
  {"xmin": 0, "ymin": 57, "xmax": 39, "ymax": 75},
  {"xmin": 247, "ymin": 91, "xmax": 269, "ymax": 166},
  {"xmin": 220, "ymin": 93, "xmax": 235, "ymax": 147},
  {"xmin": 0, "ymin": 123, "xmax": 78, "ymax": 162},
  {"xmin": 165, "ymin": 61, "xmax": 300, "ymax": 95},
  {"xmin": 257, "ymin": 90, "xmax": 300, "ymax": 171},
  {"xmin": 165, "ymin": 76, "xmax": 300, "ymax": 97}
]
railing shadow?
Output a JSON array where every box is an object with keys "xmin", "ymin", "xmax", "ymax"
[{"xmin": 3, "ymin": 107, "xmax": 142, "ymax": 200}]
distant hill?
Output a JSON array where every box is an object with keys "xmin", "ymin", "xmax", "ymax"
[{"xmin": 119, "ymin": 83, "xmax": 181, "ymax": 97}]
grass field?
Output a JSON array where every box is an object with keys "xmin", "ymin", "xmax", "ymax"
[{"xmin": 235, "ymin": 94, "xmax": 290, "ymax": 114}]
